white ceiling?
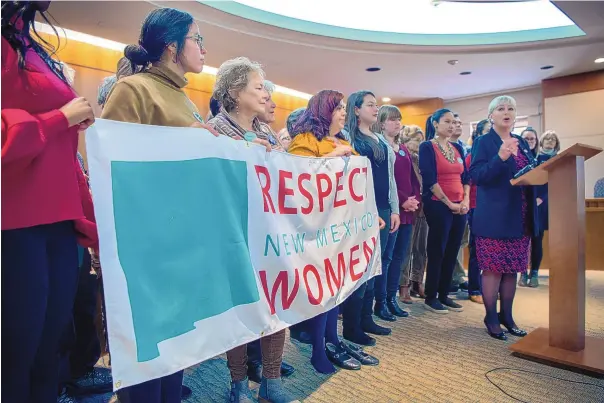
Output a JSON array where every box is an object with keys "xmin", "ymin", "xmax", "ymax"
[{"xmin": 45, "ymin": 0, "xmax": 604, "ymax": 104}]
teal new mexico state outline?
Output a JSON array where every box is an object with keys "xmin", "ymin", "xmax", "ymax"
[{"xmin": 111, "ymin": 158, "xmax": 259, "ymax": 362}]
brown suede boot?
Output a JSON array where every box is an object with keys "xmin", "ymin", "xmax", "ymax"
[
  {"xmin": 410, "ymin": 281, "xmax": 426, "ymax": 299},
  {"xmin": 399, "ymin": 285, "xmax": 413, "ymax": 304}
]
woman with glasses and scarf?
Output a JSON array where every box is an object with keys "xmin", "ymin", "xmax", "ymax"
[{"xmin": 207, "ymin": 57, "xmax": 298, "ymax": 403}]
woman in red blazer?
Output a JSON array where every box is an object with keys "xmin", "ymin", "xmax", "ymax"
[{"xmin": 2, "ymin": 2, "xmax": 97, "ymax": 402}]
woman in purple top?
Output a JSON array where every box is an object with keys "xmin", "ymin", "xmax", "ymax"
[{"xmin": 373, "ymin": 106, "xmax": 420, "ymax": 317}]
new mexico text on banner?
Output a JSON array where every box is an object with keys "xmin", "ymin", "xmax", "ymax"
[{"xmin": 86, "ymin": 119, "xmax": 382, "ymax": 389}]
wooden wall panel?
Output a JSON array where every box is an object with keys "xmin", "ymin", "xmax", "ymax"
[
  {"xmin": 39, "ymin": 33, "xmax": 308, "ymax": 166},
  {"xmin": 396, "ymin": 98, "xmax": 444, "ymax": 129},
  {"xmin": 542, "ymin": 70, "xmax": 604, "ymax": 99}
]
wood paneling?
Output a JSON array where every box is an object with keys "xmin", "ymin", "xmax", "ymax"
[
  {"xmin": 396, "ymin": 98, "xmax": 444, "ymax": 129},
  {"xmin": 542, "ymin": 70, "xmax": 604, "ymax": 99},
  {"xmin": 38, "ymin": 32, "xmax": 308, "ymax": 167}
]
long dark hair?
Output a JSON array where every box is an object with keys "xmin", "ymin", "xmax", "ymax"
[
  {"xmin": 346, "ymin": 91, "xmax": 385, "ymax": 162},
  {"xmin": 473, "ymin": 119, "xmax": 489, "ymax": 142},
  {"xmin": 1, "ymin": 1, "xmax": 68, "ymax": 84},
  {"xmin": 124, "ymin": 8, "xmax": 193, "ymax": 73},
  {"xmin": 425, "ymin": 108, "xmax": 453, "ymax": 141},
  {"xmin": 291, "ymin": 90, "xmax": 343, "ymax": 141}
]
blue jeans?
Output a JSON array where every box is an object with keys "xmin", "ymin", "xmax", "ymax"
[
  {"xmin": 363, "ymin": 208, "xmax": 396, "ymax": 314},
  {"xmin": 380, "ymin": 224, "xmax": 413, "ymax": 299},
  {"xmin": 467, "ymin": 209, "xmax": 482, "ymax": 295}
]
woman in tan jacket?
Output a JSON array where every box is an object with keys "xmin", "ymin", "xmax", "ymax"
[{"xmin": 101, "ymin": 7, "xmax": 215, "ymax": 403}]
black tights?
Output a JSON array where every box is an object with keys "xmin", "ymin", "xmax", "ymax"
[{"xmin": 482, "ymin": 272, "xmax": 518, "ymax": 333}]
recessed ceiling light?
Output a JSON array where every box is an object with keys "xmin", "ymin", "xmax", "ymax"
[
  {"xmin": 460, "ymin": 71, "xmax": 472, "ymax": 75},
  {"xmin": 540, "ymin": 65, "xmax": 554, "ymax": 70},
  {"xmin": 595, "ymin": 58, "xmax": 604, "ymax": 64},
  {"xmin": 447, "ymin": 60, "xmax": 459, "ymax": 65},
  {"xmin": 382, "ymin": 97, "xmax": 391, "ymax": 103},
  {"xmin": 366, "ymin": 67, "xmax": 381, "ymax": 72}
]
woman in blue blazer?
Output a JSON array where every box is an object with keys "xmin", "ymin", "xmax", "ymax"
[{"xmin": 470, "ymin": 95, "xmax": 540, "ymax": 341}]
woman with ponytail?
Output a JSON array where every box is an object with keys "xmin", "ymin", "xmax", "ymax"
[
  {"xmin": 419, "ymin": 109, "xmax": 470, "ymax": 314},
  {"xmin": 2, "ymin": 2, "xmax": 97, "ymax": 402},
  {"xmin": 100, "ymin": 7, "xmax": 216, "ymax": 403}
]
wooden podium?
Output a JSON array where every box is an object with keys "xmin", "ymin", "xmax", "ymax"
[{"xmin": 509, "ymin": 143, "xmax": 604, "ymax": 374}]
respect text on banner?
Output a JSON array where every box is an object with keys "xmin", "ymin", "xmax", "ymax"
[{"xmin": 86, "ymin": 119, "xmax": 382, "ymax": 389}]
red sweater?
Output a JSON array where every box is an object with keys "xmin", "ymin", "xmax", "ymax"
[
  {"xmin": 431, "ymin": 143, "xmax": 464, "ymax": 202},
  {"xmin": 1, "ymin": 37, "xmax": 97, "ymax": 248}
]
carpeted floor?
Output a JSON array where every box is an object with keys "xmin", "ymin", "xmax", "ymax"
[{"xmin": 84, "ymin": 270, "xmax": 604, "ymax": 403}]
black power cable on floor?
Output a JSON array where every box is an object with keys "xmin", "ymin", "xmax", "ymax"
[{"xmin": 484, "ymin": 367, "xmax": 604, "ymax": 403}]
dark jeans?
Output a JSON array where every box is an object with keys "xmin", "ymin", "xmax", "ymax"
[
  {"xmin": 378, "ymin": 223, "xmax": 413, "ymax": 299},
  {"xmin": 116, "ymin": 371, "xmax": 184, "ymax": 403},
  {"xmin": 423, "ymin": 199, "xmax": 467, "ymax": 301},
  {"xmin": 374, "ymin": 209, "xmax": 401, "ymax": 303},
  {"xmin": 363, "ymin": 208, "xmax": 395, "ymax": 314},
  {"xmin": 343, "ymin": 208, "xmax": 392, "ymax": 332},
  {"xmin": 530, "ymin": 232, "xmax": 545, "ymax": 274},
  {"xmin": 467, "ymin": 209, "xmax": 482, "ymax": 295},
  {"xmin": 1, "ymin": 222, "xmax": 80, "ymax": 403}
]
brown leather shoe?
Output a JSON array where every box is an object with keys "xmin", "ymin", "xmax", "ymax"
[
  {"xmin": 470, "ymin": 295, "xmax": 484, "ymax": 304},
  {"xmin": 410, "ymin": 281, "xmax": 426, "ymax": 299},
  {"xmin": 399, "ymin": 285, "xmax": 413, "ymax": 304}
]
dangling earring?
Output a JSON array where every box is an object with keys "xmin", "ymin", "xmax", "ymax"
[
  {"xmin": 235, "ymin": 102, "xmax": 240, "ymax": 115},
  {"xmin": 171, "ymin": 51, "xmax": 177, "ymax": 64}
]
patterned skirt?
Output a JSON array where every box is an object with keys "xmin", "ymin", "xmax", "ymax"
[{"xmin": 475, "ymin": 235, "xmax": 530, "ymax": 273}]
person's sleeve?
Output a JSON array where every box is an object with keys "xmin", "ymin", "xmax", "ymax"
[
  {"xmin": 287, "ymin": 134, "xmax": 319, "ymax": 157},
  {"xmin": 465, "ymin": 153, "xmax": 473, "ymax": 186},
  {"xmin": 455, "ymin": 143, "xmax": 470, "ymax": 185},
  {"xmin": 419, "ymin": 141, "xmax": 437, "ymax": 190},
  {"xmin": 73, "ymin": 159, "xmax": 98, "ymax": 249},
  {"xmin": 387, "ymin": 147, "xmax": 400, "ymax": 215},
  {"xmin": 100, "ymin": 81, "xmax": 144, "ymax": 124},
  {"xmin": 469, "ymin": 136, "xmax": 510, "ymax": 186}
]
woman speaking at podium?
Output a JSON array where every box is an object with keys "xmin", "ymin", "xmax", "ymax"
[{"xmin": 470, "ymin": 95, "xmax": 540, "ymax": 341}]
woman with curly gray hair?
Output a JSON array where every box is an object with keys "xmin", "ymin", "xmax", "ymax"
[
  {"xmin": 207, "ymin": 57, "xmax": 273, "ymax": 152},
  {"xmin": 208, "ymin": 57, "xmax": 297, "ymax": 403}
]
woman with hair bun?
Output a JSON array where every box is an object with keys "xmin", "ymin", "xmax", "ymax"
[{"xmin": 101, "ymin": 7, "xmax": 215, "ymax": 403}]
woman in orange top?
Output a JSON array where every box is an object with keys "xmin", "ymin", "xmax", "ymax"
[
  {"xmin": 418, "ymin": 108, "xmax": 470, "ymax": 314},
  {"xmin": 288, "ymin": 90, "xmax": 381, "ymax": 374}
]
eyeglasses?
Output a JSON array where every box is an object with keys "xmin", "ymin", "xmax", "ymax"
[{"xmin": 186, "ymin": 34, "xmax": 204, "ymax": 49}]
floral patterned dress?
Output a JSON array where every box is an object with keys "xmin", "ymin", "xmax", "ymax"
[{"xmin": 475, "ymin": 151, "xmax": 531, "ymax": 273}]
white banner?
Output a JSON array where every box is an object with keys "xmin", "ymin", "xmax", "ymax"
[{"xmin": 86, "ymin": 119, "xmax": 382, "ymax": 389}]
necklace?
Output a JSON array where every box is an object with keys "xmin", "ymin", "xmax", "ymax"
[{"xmin": 433, "ymin": 139, "xmax": 456, "ymax": 163}]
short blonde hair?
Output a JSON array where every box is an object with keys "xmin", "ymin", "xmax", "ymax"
[
  {"xmin": 488, "ymin": 95, "xmax": 517, "ymax": 115},
  {"xmin": 213, "ymin": 57, "xmax": 265, "ymax": 113},
  {"xmin": 540, "ymin": 130, "xmax": 560, "ymax": 153}
]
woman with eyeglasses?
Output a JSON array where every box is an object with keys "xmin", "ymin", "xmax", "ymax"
[{"xmin": 100, "ymin": 7, "xmax": 217, "ymax": 403}]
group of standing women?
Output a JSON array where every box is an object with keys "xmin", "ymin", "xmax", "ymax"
[{"xmin": 2, "ymin": 2, "xmax": 551, "ymax": 402}]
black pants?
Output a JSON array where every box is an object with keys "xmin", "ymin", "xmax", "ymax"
[
  {"xmin": 423, "ymin": 199, "xmax": 467, "ymax": 301},
  {"xmin": 530, "ymin": 232, "xmax": 545, "ymax": 274},
  {"xmin": 1, "ymin": 222, "xmax": 80, "ymax": 403}
]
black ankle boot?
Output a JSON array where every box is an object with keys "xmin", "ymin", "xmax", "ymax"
[
  {"xmin": 361, "ymin": 316, "xmax": 392, "ymax": 336},
  {"xmin": 373, "ymin": 301, "xmax": 396, "ymax": 322},
  {"xmin": 386, "ymin": 297, "xmax": 409, "ymax": 317}
]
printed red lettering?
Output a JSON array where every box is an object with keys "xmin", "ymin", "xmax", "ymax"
[
  {"xmin": 298, "ymin": 173, "xmax": 314, "ymax": 215},
  {"xmin": 324, "ymin": 252, "xmax": 346, "ymax": 296},
  {"xmin": 316, "ymin": 173, "xmax": 333, "ymax": 212},
  {"xmin": 303, "ymin": 265, "xmax": 323, "ymax": 305},
  {"xmin": 363, "ymin": 236, "xmax": 377, "ymax": 272},
  {"xmin": 333, "ymin": 171, "xmax": 347, "ymax": 208},
  {"xmin": 278, "ymin": 170, "xmax": 297, "ymax": 214},
  {"xmin": 259, "ymin": 269, "xmax": 300, "ymax": 314},
  {"xmin": 348, "ymin": 168, "xmax": 363, "ymax": 202},
  {"xmin": 349, "ymin": 244, "xmax": 362, "ymax": 281},
  {"xmin": 255, "ymin": 166, "xmax": 275, "ymax": 213}
]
